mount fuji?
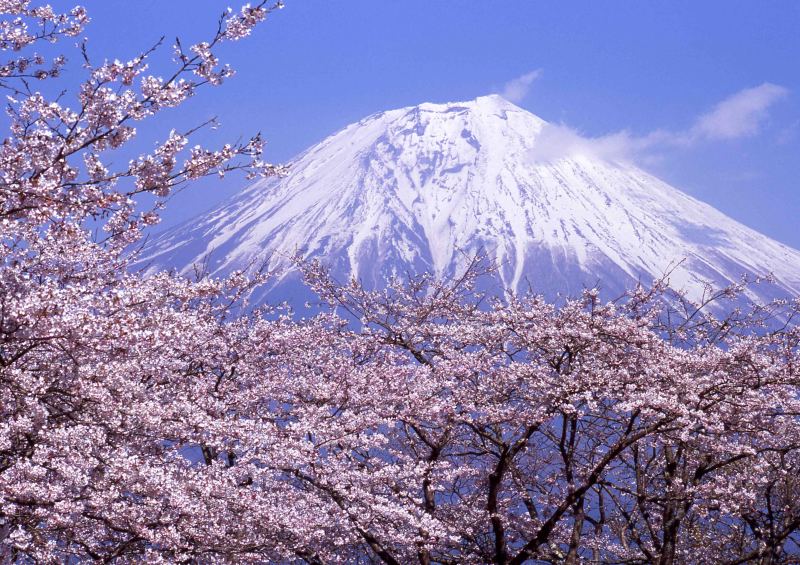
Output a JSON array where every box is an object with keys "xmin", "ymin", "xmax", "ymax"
[{"xmin": 139, "ymin": 94, "xmax": 800, "ymax": 305}]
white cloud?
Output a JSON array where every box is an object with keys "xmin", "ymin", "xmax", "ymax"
[
  {"xmin": 690, "ymin": 83, "xmax": 788, "ymax": 140},
  {"xmin": 526, "ymin": 125, "xmax": 674, "ymax": 164},
  {"xmin": 499, "ymin": 70, "xmax": 542, "ymax": 103},
  {"xmin": 526, "ymin": 83, "xmax": 789, "ymax": 164},
  {"xmin": 527, "ymin": 125, "xmax": 634, "ymax": 163}
]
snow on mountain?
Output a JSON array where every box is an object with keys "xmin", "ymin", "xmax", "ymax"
[{"xmin": 139, "ymin": 94, "xmax": 800, "ymax": 305}]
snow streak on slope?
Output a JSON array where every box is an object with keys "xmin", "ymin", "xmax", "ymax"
[{"xmin": 140, "ymin": 95, "xmax": 800, "ymax": 304}]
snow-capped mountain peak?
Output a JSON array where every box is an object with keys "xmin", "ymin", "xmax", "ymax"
[{"xmin": 140, "ymin": 95, "xmax": 800, "ymax": 305}]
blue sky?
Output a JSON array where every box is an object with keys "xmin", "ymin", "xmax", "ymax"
[{"xmin": 65, "ymin": 1, "xmax": 799, "ymax": 248}]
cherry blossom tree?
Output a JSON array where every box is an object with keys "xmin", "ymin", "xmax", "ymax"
[
  {"xmin": 295, "ymin": 260, "xmax": 800, "ymax": 564},
  {"xmin": 0, "ymin": 2, "xmax": 305, "ymax": 561},
  {"xmin": 0, "ymin": 1, "xmax": 799, "ymax": 563}
]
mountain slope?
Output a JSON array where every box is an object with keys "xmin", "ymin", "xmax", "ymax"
[{"xmin": 140, "ymin": 94, "xmax": 800, "ymax": 304}]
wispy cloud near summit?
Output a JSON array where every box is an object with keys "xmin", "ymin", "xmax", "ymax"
[
  {"xmin": 527, "ymin": 82, "xmax": 789, "ymax": 164},
  {"xmin": 498, "ymin": 70, "xmax": 542, "ymax": 103},
  {"xmin": 690, "ymin": 83, "xmax": 788, "ymax": 141}
]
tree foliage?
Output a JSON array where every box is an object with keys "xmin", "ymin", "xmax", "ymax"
[{"xmin": 0, "ymin": 2, "xmax": 799, "ymax": 563}]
